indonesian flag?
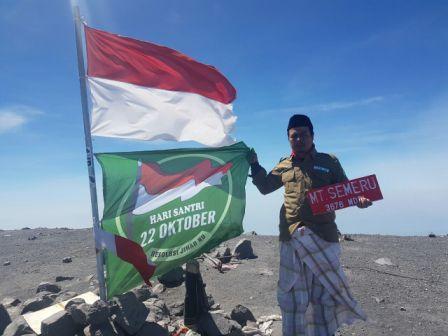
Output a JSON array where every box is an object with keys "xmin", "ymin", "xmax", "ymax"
[
  {"xmin": 85, "ymin": 25, "xmax": 237, "ymax": 147},
  {"xmin": 94, "ymin": 227, "xmax": 156, "ymax": 286},
  {"xmin": 133, "ymin": 160, "xmax": 232, "ymax": 215}
]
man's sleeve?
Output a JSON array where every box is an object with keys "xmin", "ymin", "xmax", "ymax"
[
  {"xmin": 250, "ymin": 162, "xmax": 283, "ymax": 195},
  {"xmin": 330, "ymin": 156, "xmax": 349, "ymax": 184}
]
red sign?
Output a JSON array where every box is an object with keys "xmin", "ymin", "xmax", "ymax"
[{"xmin": 307, "ymin": 174, "xmax": 383, "ymax": 215}]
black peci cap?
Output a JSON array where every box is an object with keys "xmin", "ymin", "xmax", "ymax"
[{"xmin": 287, "ymin": 114, "xmax": 314, "ymax": 135}]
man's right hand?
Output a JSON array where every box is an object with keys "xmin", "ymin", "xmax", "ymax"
[{"xmin": 249, "ymin": 150, "xmax": 259, "ymax": 164}]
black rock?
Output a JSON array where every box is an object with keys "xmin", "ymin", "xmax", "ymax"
[
  {"xmin": 55, "ymin": 275, "xmax": 75, "ymax": 282},
  {"xmin": 0, "ymin": 303, "xmax": 12, "ymax": 335},
  {"xmin": 230, "ymin": 305, "xmax": 256, "ymax": 327},
  {"xmin": 428, "ymin": 233, "xmax": 436, "ymax": 238},
  {"xmin": 233, "ymin": 239, "xmax": 257, "ymax": 259},
  {"xmin": 41, "ymin": 311, "xmax": 77, "ymax": 336},
  {"xmin": 2, "ymin": 297, "xmax": 21, "ymax": 308},
  {"xmin": 86, "ymin": 300, "xmax": 110, "ymax": 326},
  {"xmin": 36, "ymin": 282, "xmax": 61, "ymax": 294},
  {"xmin": 21, "ymin": 295, "xmax": 54, "ymax": 314},
  {"xmin": 27, "ymin": 236, "xmax": 37, "ymax": 241},
  {"xmin": 157, "ymin": 267, "xmax": 184, "ymax": 287},
  {"xmin": 111, "ymin": 292, "xmax": 148, "ymax": 334},
  {"xmin": 65, "ymin": 298, "xmax": 86, "ymax": 310},
  {"xmin": 62, "ymin": 257, "xmax": 73, "ymax": 263},
  {"xmin": 4, "ymin": 261, "xmax": 11, "ymax": 266},
  {"xmin": 67, "ymin": 303, "xmax": 90, "ymax": 328},
  {"xmin": 3, "ymin": 316, "xmax": 34, "ymax": 336}
]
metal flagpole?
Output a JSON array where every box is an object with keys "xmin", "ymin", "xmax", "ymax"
[{"xmin": 71, "ymin": 4, "xmax": 107, "ymax": 300}]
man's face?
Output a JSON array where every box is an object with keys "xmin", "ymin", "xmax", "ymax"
[{"xmin": 288, "ymin": 126, "xmax": 314, "ymax": 155}]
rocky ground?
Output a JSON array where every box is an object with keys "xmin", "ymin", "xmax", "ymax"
[{"xmin": 0, "ymin": 228, "xmax": 447, "ymax": 335}]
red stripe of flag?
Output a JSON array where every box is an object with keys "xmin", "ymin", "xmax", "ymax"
[
  {"xmin": 85, "ymin": 26, "xmax": 236, "ymax": 104},
  {"xmin": 114, "ymin": 235, "xmax": 156, "ymax": 286}
]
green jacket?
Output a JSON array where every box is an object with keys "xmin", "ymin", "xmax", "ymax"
[{"xmin": 251, "ymin": 146, "xmax": 348, "ymax": 242}]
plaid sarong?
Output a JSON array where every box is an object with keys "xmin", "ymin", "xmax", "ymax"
[{"xmin": 277, "ymin": 226, "xmax": 366, "ymax": 336}]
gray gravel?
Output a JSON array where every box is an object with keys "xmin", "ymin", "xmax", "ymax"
[{"xmin": 0, "ymin": 228, "xmax": 447, "ymax": 335}]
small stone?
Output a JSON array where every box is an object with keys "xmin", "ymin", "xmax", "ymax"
[
  {"xmin": 41, "ymin": 310, "xmax": 77, "ymax": 336},
  {"xmin": 372, "ymin": 296, "xmax": 385, "ymax": 304},
  {"xmin": 36, "ymin": 282, "xmax": 61, "ymax": 294},
  {"xmin": 428, "ymin": 233, "xmax": 436, "ymax": 238},
  {"xmin": 400, "ymin": 307, "xmax": 407, "ymax": 311},
  {"xmin": 2, "ymin": 297, "xmax": 21, "ymax": 308},
  {"xmin": 62, "ymin": 257, "xmax": 72, "ymax": 263},
  {"xmin": 374, "ymin": 257, "xmax": 396, "ymax": 267},
  {"xmin": 21, "ymin": 227, "xmax": 31, "ymax": 230},
  {"xmin": 210, "ymin": 303, "xmax": 221, "ymax": 311},
  {"xmin": 152, "ymin": 283, "xmax": 165, "ymax": 294},
  {"xmin": 27, "ymin": 235, "xmax": 37, "ymax": 241},
  {"xmin": 4, "ymin": 261, "xmax": 11, "ymax": 266},
  {"xmin": 343, "ymin": 235, "xmax": 355, "ymax": 241},
  {"xmin": 55, "ymin": 275, "xmax": 74, "ymax": 282}
]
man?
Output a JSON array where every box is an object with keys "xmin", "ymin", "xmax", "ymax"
[{"xmin": 250, "ymin": 114, "xmax": 370, "ymax": 336}]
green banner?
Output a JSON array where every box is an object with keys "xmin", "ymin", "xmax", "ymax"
[{"xmin": 96, "ymin": 142, "xmax": 251, "ymax": 297}]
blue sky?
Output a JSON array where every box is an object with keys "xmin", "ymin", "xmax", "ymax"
[{"xmin": 0, "ymin": 1, "xmax": 447, "ymax": 235}]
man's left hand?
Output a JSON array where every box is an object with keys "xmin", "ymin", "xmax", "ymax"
[{"xmin": 357, "ymin": 196, "xmax": 372, "ymax": 209}]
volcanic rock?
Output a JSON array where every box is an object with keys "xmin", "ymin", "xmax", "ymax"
[
  {"xmin": 230, "ymin": 305, "xmax": 256, "ymax": 327},
  {"xmin": 86, "ymin": 300, "xmax": 110, "ymax": 326},
  {"xmin": 55, "ymin": 275, "xmax": 75, "ymax": 282},
  {"xmin": 62, "ymin": 257, "xmax": 72, "ymax": 263},
  {"xmin": 110, "ymin": 292, "xmax": 148, "ymax": 334},
  {"xmin": 233, "ymin": 239, "xmax": 256, "ymax": 259},
  {"xmin": 2, "ymin": 297, "xmax": 21, "ymax": 308},
  {"xmin": 36, "ymin": 282, "xmax": 61, "ymax": 294},
  {"xmin": 67, "ymin": 302, "xmax": 90, "ymax": 327},
  {"xmin": 41, "ymin": 310, "xmax": 77, "ymax": 336},
  {"xmin": 3, "ymin": 316, "xmax": 34, "ymax": 336},
  {"xmin": 21, "ymin": 294, "xmax": 54, "ymax": 314}
]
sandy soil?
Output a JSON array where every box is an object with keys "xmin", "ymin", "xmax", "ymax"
[{"xmin": 1, "ymin": 228, "xmax": 447, "ymax": 335}]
